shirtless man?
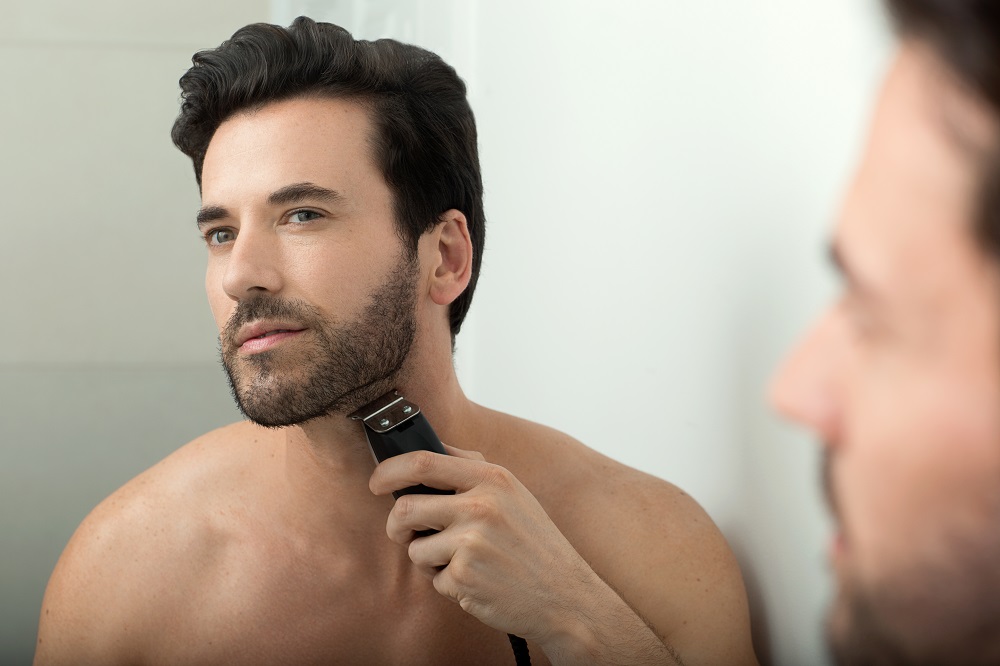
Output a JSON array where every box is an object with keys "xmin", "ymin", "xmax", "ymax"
[{"xmin": 34, "ymin": 17, "xmax": 755, "ymax": 666}]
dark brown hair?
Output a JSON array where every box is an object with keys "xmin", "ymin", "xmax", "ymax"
[
  {"xmin": 886, "ymin": 0, "xmax": 1000, "ymax": 256},
  {"xmin": 171, "ymin": 17, "xmax": 485, "ymax": 339}
]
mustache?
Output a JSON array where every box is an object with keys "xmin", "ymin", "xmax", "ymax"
[{"xmin": 221, "ymin": 296, "xmax": 324, "ymax": 349}]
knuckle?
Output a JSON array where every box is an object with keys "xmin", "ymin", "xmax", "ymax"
[
  {"xmin": 394, "ymin": 495, "xmax": 416, "ymax": 522},
  {"xmin": 447, "ymin": 556, "xmax": 474, "ymax": 587},
  {"xmin": 432, "ymin": 568, "xmax": 454, "ymax": 598},
  {"xmin": 459, "ymin": 527, "xmax": 487, "ymax": 553},
  {"xmin": 411, "ymin": 449, "xmax": 437, "ymax": 474},
  {"xmin": 484, "ymin": 465, "xmax": 515, "ymax": 491},
  {"xmin": 463, "ymin": 497, "xmax": 496, "ymax": 524}
]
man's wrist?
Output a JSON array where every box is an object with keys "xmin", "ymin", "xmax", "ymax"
[
  {"xmin": 536, "ymin": 574, "xmax": 682, "ymax": 666},
  {"xmin": 536, "ymin": 575, "xmax": 639, "ymax": 663},
  {"xmin": 537, "ymin": 606, "xmax": 603, "ymax": 664}
]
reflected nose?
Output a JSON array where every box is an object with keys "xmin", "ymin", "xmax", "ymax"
[
  {"xmin": 222, "ymin": 226, "xmax": 283, "ymax": 300},
  {"xmin": 769, "ymin": 307, "xmax": 845, "ymax": 444}
]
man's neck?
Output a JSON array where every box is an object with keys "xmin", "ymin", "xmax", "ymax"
[{"xmin": 270, "ymin": 358, "xmax": 477, "ymax": 548}]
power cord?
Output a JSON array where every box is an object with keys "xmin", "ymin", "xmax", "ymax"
[{"xmin": 508, "ymin": 634, "xmax": 531, "ymax": 665}]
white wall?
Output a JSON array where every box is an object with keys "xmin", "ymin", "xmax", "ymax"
[{"xmin": 273, "ymin": 2, "xmax": 890, "ymax": 664}]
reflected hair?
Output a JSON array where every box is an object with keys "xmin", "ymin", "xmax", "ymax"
[
  {"xmin": 885, "ymin": 0, "xmax": 1000, "ymax": 258},
  {"xmin": 170, "ymin": 17, "xmax": 485, "ymax": 339}
]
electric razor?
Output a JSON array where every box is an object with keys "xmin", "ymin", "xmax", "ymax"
[
  {"xmin": 349, "ymin": 389, "xmax": 531, "ymax": 664},
  {"xmin": 349, "ymin": 389, "xmax": 455, "ymax": 500}
]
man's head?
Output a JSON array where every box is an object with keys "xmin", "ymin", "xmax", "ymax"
[
  {"xmin": 171, "ymin": 18, "xmax": 482, "ymax": 426},
  {"xmin": 771, "ymin": 1, "xmax": 1000, "ymax": 663},
  {"xmin": 172, "ymin": 17, "xmax": 484, "ymax": 340}
]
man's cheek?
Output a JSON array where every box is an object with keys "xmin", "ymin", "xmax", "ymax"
[
  {"xmin": 848, "ymin": 380, "xmax": 997, "ymax": 582},
  {"xmin": 207, "ymin": 295, "xmax": 233, "ymax": 333},
  {"xmin": 840, "ymin": 379, "xmax": 929, "ymax": 569},
  {"xmin": 205, "ymin": 279, "xmax": 230, "ymax": 331}
]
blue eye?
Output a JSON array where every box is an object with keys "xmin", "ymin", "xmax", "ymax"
[
  {"xmin": 290, "ymin": 210, "xmax": 321, "ymax": 224},
  {"xmin": 207, "ymin": 228, "xmax": 235, "ymax": 245}
]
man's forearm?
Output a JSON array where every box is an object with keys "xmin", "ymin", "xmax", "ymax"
[{"xmin": 538, "ymin": 575, "xmax": 684, "ymax": 666}]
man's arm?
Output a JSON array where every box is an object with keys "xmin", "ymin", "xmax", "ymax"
[
  {"xmin": 370, "ymin": 444, "xmax": 758, "ymax": 665},
  {"xmin": 527, "ymin": 567, "xmax": 688, "ymax": 665}
]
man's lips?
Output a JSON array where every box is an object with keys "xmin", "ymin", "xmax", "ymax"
[{"xmin": 235, "ymin": 321, "xmax": 307, "ymax": 352}]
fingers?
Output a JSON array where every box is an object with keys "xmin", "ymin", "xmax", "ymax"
[
  {"xmin": 370, "ymin": 449, "xmax": 511, "ymax": 497},
  {"xmin": 385, "ymin": 492, "xmax": 454, "ymax": 545},
  {"xmin": 441, "ymin": 442, "xmax": 486, "ymax": 461},
  {"xmin": 407, "ymin": 531, "xmax": 456, "ymax": 579}
]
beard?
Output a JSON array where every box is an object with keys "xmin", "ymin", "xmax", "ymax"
[
  {"xmin": 219, "ymin": 255, "xmax": 418, "ymax": 428},
  {"xmin": 824, "ymin": 454, "xmax": 1000, "ymax": 665}
]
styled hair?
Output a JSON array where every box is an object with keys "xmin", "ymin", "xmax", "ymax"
[
  {"xmin": 885, "ymin": 0, "xmax": 1000, "ymax": 257},
  {"xmin": 171, "ymin": 17, "xmax": 485, "ymax": 339}
]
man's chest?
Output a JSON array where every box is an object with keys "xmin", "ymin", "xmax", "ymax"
[{"xmin": 150, "ymin": 547, "xmax": 541, "ymax": 665}]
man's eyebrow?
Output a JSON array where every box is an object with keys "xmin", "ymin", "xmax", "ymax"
[
  {"xmin": 195, "ymin": 183, "xmax": 344, "ymax": 229},
  {"xmin": 196, "ymin": 205, "xmax": 229, "ymax": 229},
  {"xmin": 268, "ymin": 182, "xmax": 344, "ymax": 207}
]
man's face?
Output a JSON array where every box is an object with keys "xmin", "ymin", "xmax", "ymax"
[
  {"xmin": 771, "ymin": 44, "xmax": 1000, "ymax": 664},
  {"xmin": 198, "ymin": 96, "xmax": 419, "ymax": 427}
]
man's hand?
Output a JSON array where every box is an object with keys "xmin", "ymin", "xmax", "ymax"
[{"xmin": 369, "ymin": 444, "xmax": 684, "ymax": 665}]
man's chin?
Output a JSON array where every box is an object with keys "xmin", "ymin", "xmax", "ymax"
[
  {"xmin": 227, "ymin": 375, "xmax": 336, "ymax": 429},
  {"xmin": 826, "ymin": 573, "xmax": 945, "ymax": 666},
  {"xmin": 826, "ymin": 592, "xmax": 857, "ymax": 664},
  {"xmin": 235, "ymin": 401, "xmax": 332, "ymax": 430},
  {"xmin": 230, "ymin": 376, "xmax": 402, "ymax": 430}
]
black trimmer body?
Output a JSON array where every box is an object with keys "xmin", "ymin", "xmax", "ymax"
[{"xmin": 349, "ymin": 390, "xmax": 455, "ymax": 500}]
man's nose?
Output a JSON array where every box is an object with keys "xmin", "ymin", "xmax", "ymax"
[
  {"xmin": 768, "ymin": 307, "xmax": 845, "ymax": 444},
  {"xmin": 222, "ymin": 226, "xmax": 283, "ymax": 300}
]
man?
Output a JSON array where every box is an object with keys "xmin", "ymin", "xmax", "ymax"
[
  {"xmin": 771, "ymin": 0, "xmax": 1000, "ymax": 664},
  {"xmin": 34, "ymin": 18, "xmax": 755, "ymax": 665}
]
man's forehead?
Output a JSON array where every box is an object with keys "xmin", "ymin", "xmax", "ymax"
[
  {"xmin": 895, "ymin": 41, "xmax": 997, "ymax": 165},
  {"xmin": 205, "ymin": 96, "xmax": 374, "ymax": 166},
  {"xmin": 200, "ymin": 96, "xmax": 381, "ymax": 204},
  {"xmin": 833, "ymin": 43, "xmax": 998, "ymax": 302}
]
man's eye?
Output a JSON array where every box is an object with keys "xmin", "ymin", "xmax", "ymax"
[
  {"xmin": 290, "ymin": 210, "xmax": 321, "ymax": 224},
  {"xmin": 206, "ymin": 228, "xmax": 236, "ymax": 245}
]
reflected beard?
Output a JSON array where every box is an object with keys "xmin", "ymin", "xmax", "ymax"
[
  {"xmin": 219, "ymin": 257, "xmax": 418, "ymax": 428},
  {"xmin": 828, "ymin": 503, "xmax": 1000, "ymax": 665}
]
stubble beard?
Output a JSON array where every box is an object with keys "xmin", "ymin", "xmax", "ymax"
[
  {"xmin": 824, "ymin": 453, "xmax": 1000, "ymax": 665},
  {"xmin": 219, "ymin": 256, "xmax": 419, "ymax": 428}
]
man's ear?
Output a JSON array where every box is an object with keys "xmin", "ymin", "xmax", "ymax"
[{"xmin": 426, "ymin": 209, "xmax": 473, "ymax": 306}]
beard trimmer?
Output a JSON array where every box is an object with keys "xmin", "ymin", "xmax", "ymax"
[
  {"xmin": 348, "ymin": 389, "xmax": 455, "ymax": 499},
  {"xmin": 348, "ymin": 388, "xmax": 531, "ymax": 664}
]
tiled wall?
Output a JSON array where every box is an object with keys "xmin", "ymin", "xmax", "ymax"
[{"xmin": 0, "ymin": 1, "xmax": 268, "ymax": 661}]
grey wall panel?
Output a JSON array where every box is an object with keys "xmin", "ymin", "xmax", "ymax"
[{"xmin": 0, "ymin": 364, "xmax": 241, "ymax": 664}]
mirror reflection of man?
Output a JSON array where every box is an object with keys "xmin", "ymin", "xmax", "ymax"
[
  {"xmin": 772, "ymin": 1, "xmax": 1000, "ymax": 663},
  {"xmin": 34, "ymin": 18, "xmax": 757, "ymax": 666}
]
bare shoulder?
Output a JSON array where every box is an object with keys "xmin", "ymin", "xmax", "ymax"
[
  {"xmin": 479, "ymin": 409, "xmax": 757, "ymax": 665},
  {"xmin": 35, "ymin": 421, "xmax": 268, "ymax": 665}
]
